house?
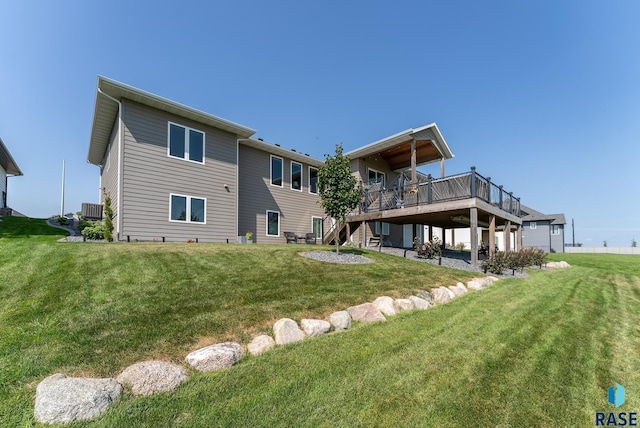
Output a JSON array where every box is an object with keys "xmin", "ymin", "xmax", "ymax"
[
  {"xmin": 87, "ymin": 76, "xmax": 532, "ymax": 264},
  {"xmin": 520, "ymin": 205, "xmax": 566, "ymax": 253},
  {"xmin": 87, "ymin": 76, "xmax": 324, "ymax": 243},
  {"xmin": 0, "ymin": 137, "xmax": 23, "ymax": 214}
]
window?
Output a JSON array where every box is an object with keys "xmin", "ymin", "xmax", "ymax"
[
  {"xmin": 168, "ymin": 122, "xmax": 205, "ymax": 163},
  {"xmin": 291, "ymin": 161, "xmax": 302, "ymax": 191},
  {"xmin": 375, "ymin": 221, "xmax": 390, "ymax": 235},
  {"xmin": 530, "ymin": 222, "xmax": 537, "ymax": 230},
  {"xmin": 309, "ymin": 167, "xmax": 318, "ymax": 194},
  {"xmin": 312, "ymin": 216, "xmax": 322, "ymax": 239},
  {"xmin": 551, "ymin": 225, "xmax": 560, "ymax": 235},
  {"xmin": 170, "ymin": 194, "xmax": 206, "ymax": 223},
  {"xmin": 368, "ymin": 168, "xmax": 385, "ymax": 186},
  {"xmin": 271, "ymin": 156, "xmax": 283, "ymax": 187},
  {"xmin": 266, "ymin": 210, "xmax": 280, "ymax": 236}
]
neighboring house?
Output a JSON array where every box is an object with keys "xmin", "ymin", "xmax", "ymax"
[
  {"xmin": 87, "ymin": 76, "xmax": 324, "ymax": 242},
  {"xmin": 520, "ymin": 205, "xmax": 566, "ymax": 253},
  {"xmin": 0, "ymin": 137, "xmax": 23, "ymax": 212}
]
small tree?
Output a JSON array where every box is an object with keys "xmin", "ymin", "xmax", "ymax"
[
  {"xmin": 632, "ymin": 239, "xmax": 637, "ymax": 248},
  {"xmin": 603, "ymin": 240, "xmax": 608, "ymax": 247},
  {"xmin": 317, "ymin": 144, "xmax": 361, "ymax": 254},
  {"xmin": 103, "ymin": 194, "xmax": 114, "ymax": 242}
]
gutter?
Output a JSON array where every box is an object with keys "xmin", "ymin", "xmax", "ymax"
[{"xmin": 97, "ymin": 87, "xmax": 123, "ymax": 240}]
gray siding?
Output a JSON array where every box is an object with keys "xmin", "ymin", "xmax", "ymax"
[
  {"xmin": 100, "ymin": 119, "xmax": 119, "ymax": 228},
  {"xmin": 0, "ymin": 164, "xmax": 6, "ymax": 208},
  {"xmin": 550, "ymin": 225, "xmax": 565, "ymax": 253},
  {"xmin": 522, "ymin": 220, "xmax": 552, "ymax": 252},
  {"xmin": 119, "ymin": 100, "xmax": 238, "ymax": 242},
  {"xmin": 238, "ymin": 144, "xmax": 324, "ymax": 243}
]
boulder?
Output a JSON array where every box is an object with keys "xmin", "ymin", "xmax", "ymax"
[
  {"xmin": 273, "ymin": 318, "xmax": 306, "ymax": 345},
  {"xmin": 449, "ymin": 282, "xmax": 468, "ymax": 296},
  {"xmin": 432, "ymin": 286, "xmax": 455, "ymax": 304},
  {"xmin": 34, "ymin": 373, "xmax": 122, "ymax": 424},
  {"xmin": 395, "ymin": 298, "xmax": 414, "ymax": 311},
  {"xmin": 185, "ymin": 342, "xmax": 243, "ymax": 372},
  {"xmin": 328, "ymin": 311, "xmax": 351, "ymax": 331},
  {"xmin": 373, "ymin": 296, "xmax": 398, "ymax": 316},
  {"xmin": 409, "ymin": 296, "xmax": 431, "ymax": 310},
  {"xmin": 117, "ymin": 361, "xmax": 186, "ymax": 396},
  {"xmin": 466, "ymin": 278, "xmax": 488, "ymax": 291},
  {"xmin": 301, "ymin": 319, "xmax": 331, "ymax": 337},
  {"xmin": 547, "ymin": 261, "xmax": 570, "ymax": 268},
  {"xmin": 347, "ymin": 303, "xmax": 386, "ymax": 323},
  {"xmin": 247, "ymin": 335, "xmax": 275, "ymax": 356},
  {"xmin": 417, "ymin": 290, "xmax": 433, "ymax": 304}
]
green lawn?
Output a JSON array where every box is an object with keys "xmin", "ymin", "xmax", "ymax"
[{"xmin": 1, "ymin": 217, "xmax": 639, "ymax": 426}]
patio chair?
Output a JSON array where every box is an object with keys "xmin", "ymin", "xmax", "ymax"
[
  {"xmin": 305, "ymin": 232, "xmax": 317, "ymax": 244},
  {"xmin": 284, "ymin": 231, "xmax": 298, "ymax": 244}
]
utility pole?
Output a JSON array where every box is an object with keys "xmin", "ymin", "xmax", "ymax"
[
  {"xmin": 60, "ymin": 159, "xmax": 65, "ymax": 217},
  {"xmin": 572, "ymin": 218, "xmax": 575, "ymax": 247}
]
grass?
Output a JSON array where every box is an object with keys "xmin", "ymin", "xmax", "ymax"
[{"xmin": 1, "ymin": 216, "xmax": 639, "ymax": 426}]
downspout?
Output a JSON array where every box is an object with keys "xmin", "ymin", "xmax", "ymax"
[{"xmin": 97, "ymin": 88, "xmax": 123, "ymax": 240}]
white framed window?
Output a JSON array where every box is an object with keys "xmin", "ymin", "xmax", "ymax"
[
  {"xmin": 309, "ymin": 166, "xmax": 318, "ymax": 194},
  {"xmin": 169, "ymin": 194, "xmax": 206, "ymax": 223},
  {"xmin": 368, "ymin": 168, "xmax": 385, "ymax": 186},
  {"xmin": 266, "ymin": 210, "xmax": 280, "ymax": 236},
  {"xmin": 168, "ymin": 122, "xmax": 205, "ymax": 163},
  {"xmin": 291, "ymin": 161, "xmax": 302, "ymax": 191},
  {"xmin": 530, "ymin": 222, "xmax": 537, "ymax": 230},
  {"xmin": 270, "ymin": 156, "xmax": 283, "ymax": 187},
  {"xmin": 551, "ymin": 225, "xmax": 560, "ymax": 235},
  {"xmin": 375, "ymin": 221, "xmax": 390, "ymax": 235},
  {"xmin": 312, "ymin": 216, "xmax": 322, "ymax": 239}
]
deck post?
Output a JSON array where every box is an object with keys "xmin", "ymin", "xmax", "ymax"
[
  {"xmin": 411, "ymin": 139, "xmax": 417, "ymax": 184},
  {"xmin": 428, "ymin": 225, "xmax": 433, "ymax": 241},
  {"xmin": 505, "ymin": 220, "xmax": 512, "ymax": 253},
  {"xmin": 440, "ymin": 157, "xmax": 445, "ymax": 178},
  {"xmin": 451, "ymin": 229, "xmax": 456, "ymax": 248},
  {"xmin": 498, "ymin": 185, "xmax": 504, "ymax": 209},
  {"xmin": 470, "ymin": 208, "xmax": 479, "ymax": 266},
  {"xmin": 362, "ymin": 220, "xmax": 367, "ymax": 247},
  {"xmin": 363, "ymin": 188, "xmax": 369, "ymax": 213},
  {"xmin": 442, "ymin": 228, "xmax": 447, "ymax": 249},
  {"xmin": 486, "ymin": 177, "xmax": 492, "ymax": 203},
  {"xmin": 378, "ymin": 189, "xmax": 382, "ymax": 212},
  {"xmin": 427, "ymin": 174, "xmax": 432, "ymax": 204},
  {"xmin": 470, "ymin": 166, "xmax": 477, "ymax": 198},
  {"xmin": 345, "ymin": 222, "xmax": 351, "ymax": 243},
  {"xmin": 516, "ymin": 224, "xmax": 522, "ymax": 251},
  {"xmin": 509, "ymin": 192, "xmax": 513, "ymax": 214},
  {"xmin": 489, "ymin": 214, "xmax": 496, "ymax": 257}
]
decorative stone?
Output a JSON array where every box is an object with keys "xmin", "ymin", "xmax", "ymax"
[
  {"xmin": 185, "ymin": 342, "xmax": 243, "ymax": 372},
  {"xmin": 373, "ymin": 296, "xmax": 398, "ymax": 316},
  {"xmin": 547, "ymin": 261, "xmax": 570, "ymax": 268},
  {"xmin": 117, "ymin": 361, "xmax": 186, "ymax": 396},
  {"xmin": 34, "ymin": 373, "xmax": 122, "ymax": 424},
  {"xmin": 409, "ymin": 295, "xmax": 431, "ymax": 309},
  {"xmin": 347, "ymin": 303, "xmax": 386, "ymax": 323},
  {"xmin": 273, "ymin": 318, "xmax": 306, "ymax": 345},
  {"xmin": 449, "ymin": 282, "xmax": 468, "ymax": 296},
  {"xmin": 329, "ymin": 311, "xmax": 351, "ymax": 331},
  {"xmin": 301, "ymin": 319, "xmax": 331, "ymax": 337},
  {"xmin": 466, "ymin": 278, "xmax": 487, "ymax": 291},
  {"xmin": 395, "ymin": 298, "xmax": 414, "ymax": 311},
  {"xmin": 417, "ymin": 290, "xmax": 433, "ymax": 304},
  {"xmin": 248, "ymin": 335, "xmax": 275, "ymax": 356},
  {"xmin": 432, "ymin": 286, "xmax": 455, "ymax": 304}
]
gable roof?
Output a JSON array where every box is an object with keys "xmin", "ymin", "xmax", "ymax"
[
  {"xmin": 345, "ymin": 123, "xmax": 454, "ymax": 170},
  {"xmin": 0, "ymin": 138, "xmax": 23, "ymax": 176},
  {"xmin": 87, "ymin": 76, "xmax": 257, "ymax": 165},
  {"xmin": 520, "ymin": 204, "xmax": 566, "ymax": 225},
  {"xmin": 239, "ymin": 138, "xmax": 324, "ymax": 167}
]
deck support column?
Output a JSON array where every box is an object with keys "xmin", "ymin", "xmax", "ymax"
[
  {"xmin": 516, "ymin": 224, "xmax": 522, "ymax": 251},
  {"xmin": 470, "ymin": 208, "xmax": 479, "ymax": 266},
  {"xmin": 489, "ymin": 214, "xmax": 496, "ymax": 258},
  {"xmin": 451, "ymin": 229, "xmax": 456, "ymax": 248},
  {"xmin": 441, "ymin": 228, "xmax": 447, "ymax": 249},
  {"xmin": 505, "ymin": 220, "xmax": 512, "ymax": 253},
  {"xmin": 428, "ymin": 225, "xmax": 433, "ymax": 241},
  {"xmin": 345, "ymin": 222, "xmax": 351, "ymax": 244},
  {"xmin": 362, "ymin": 221, "xmax": 367, "ymax": 247},
  {"xmin": 411, "ymin": 139, "xmax": 417, "ymax": 184},
  {"xmin": 440, "ymin": 157, "xmax": 445, "ymax": 178}
]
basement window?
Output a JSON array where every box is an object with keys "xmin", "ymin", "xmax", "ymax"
[{"xmin": 170, "ymin": 194, "xmax": 206, "ymax": 223}]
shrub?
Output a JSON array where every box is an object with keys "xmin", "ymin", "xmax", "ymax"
[
  {"xmin": 81, "ymin": 223, "xmax": 106, "ymax": 240},
  {"xmin": 78, "ymin": 219, "xmax": 94, "ymax": 232},
  {"xmin": 57, "ymin": 216, "xmax": 68, "ymax": 225},
  {"xmin": 481, "ymin": 251, "xmax": 508, "ymax": 274},
  {"xmin": 103, "ymin": 195, "xmax": 114, "ymax": 242},
  {"xmin": 482, "ymin": 247, "xmax": 548, "ymax": 275},
  {"xmin": 414, "ymin": 237, "xmax": 442, "ymax": 259}
]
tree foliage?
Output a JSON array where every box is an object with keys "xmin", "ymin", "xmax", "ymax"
[
  {"xmin": 103, "ymin": 194, "xmax": 114, "ymax": 242},
  {"xmin": 317, "ymin": 144, "xmax": 361, "ymax": 254}
]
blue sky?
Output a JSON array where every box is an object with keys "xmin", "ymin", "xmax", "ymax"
[{"xmin": 1, "ymin": 1, "xmax": 639, "ymax": 246}]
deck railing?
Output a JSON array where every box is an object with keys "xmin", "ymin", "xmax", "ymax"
[{"xmin": 357, "ymin": 167, "xmax": 521, "ymax": 217}]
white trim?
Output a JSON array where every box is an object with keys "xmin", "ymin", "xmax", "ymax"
[
  {"xmin": 290, "ymin": 161, "xmax": 302, "ymax": 192},
  {"xmin": 530, "ymin": 222, "xmax": 537, "ymax": 230},
  {"xmin": 312, "ymin": 216, "xmax": 322, "ymax": 238},
  {"xmin": 270, "ymin": 155, "xmax": 283, "ymax": 187},
  {"xmin": 308, "ymin": 166, "xmax": 318, "ymax": 194},
  {"xmin": 167, "ymin": 121, "xmax": 206, "ymax": 164},
  {"xmin": 551, "ymin": 225, "xmax": 560, "ymax": 235},
  {"xmin": 169, "ymin": 193, "xmax": 207, "ymax": 224},
  {"xmin": 266, "ymin": 210, "xmax": 280, "ymax": 236}
]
